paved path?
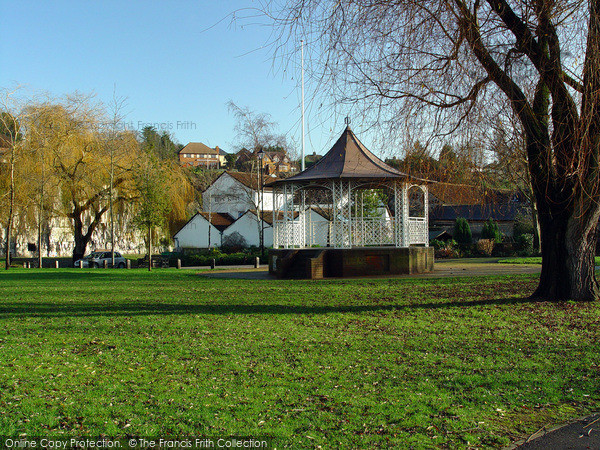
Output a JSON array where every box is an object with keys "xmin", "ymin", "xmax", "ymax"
[
  {"xmin": 196, "ymin": 258, "xmax": 541, "ymax": 280},
  {"xmin": 510, "ymin": 412, "xmax": 600, "ymax": 449}
]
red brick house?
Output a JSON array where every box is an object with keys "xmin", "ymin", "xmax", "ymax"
[{"xmin": 179, "ymin": 143, "xmax": 226, "ymax": 169}]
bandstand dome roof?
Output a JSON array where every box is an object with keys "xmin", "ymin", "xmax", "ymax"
[{"xmin": 276, "ymin": 126, "xmax": 416, "ymax": 184}]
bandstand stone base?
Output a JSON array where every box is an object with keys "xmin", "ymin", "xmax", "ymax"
[{"xmin": 269, "ymin": 247, "xmax": 434, "ymax": 279}]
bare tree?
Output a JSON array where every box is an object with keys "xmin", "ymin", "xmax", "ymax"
[
  {"xmin": 227, "ymin": 101, "xmax": 290, "ymax": 250},
  {"xmin": 0, "ymin": 90, "xmax": 30, "ymax": 269},
  {"xmin": 227, "ymin": 101, "xmax": 289, "ymax": 154},
  {"xmin": 0, "ymin": 110, "xmax": 20, "ymax": 269},
  {"xmin": 268, "ymin": 0, "xmax": 600, "ymax": 301}
]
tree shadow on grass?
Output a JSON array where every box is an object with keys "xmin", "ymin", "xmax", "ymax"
[
  {"xmin": 0, "ymin": 296, "xmax": 548, "ymax": 320},
  {"xmin": 0, "ymin": 271, "xmax": 117, "ymax": 281}
]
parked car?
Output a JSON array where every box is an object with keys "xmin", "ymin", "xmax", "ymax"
[{"xmin": 74, "ymin": 251, "xmax": 128, "ymax": 268}]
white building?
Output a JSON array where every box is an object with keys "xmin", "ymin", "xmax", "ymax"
[
  {"xmin": 222, "ymin": 210, "xmax": 272, "ymax": 248},
  {"xmin": 173, "ymin": 212, "xmax": 234, "ymax": 249},
  {"xmin": 202, "ymin": 171, "xmax": 277, "ymax": 219}
]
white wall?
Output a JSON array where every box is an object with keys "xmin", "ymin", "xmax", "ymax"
[
  {"xmin": 173, "ymin": 214, "xmax": 221, "ymax": 249},
  {"xmin": 223, "ymin": 211, "xmax": 273, "ymax": 248},
  {"xmin": 5, "ymin": 206, "xmax": 147, "ymax": 258}
]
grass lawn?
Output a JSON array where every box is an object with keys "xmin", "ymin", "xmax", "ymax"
[
  {"xmin": 498, "ymin": 256, "xmax": 600, "ymax": 265},
  {"xmin": 0, "ymin": 269, "xmax": 599, "ymax": 448}
]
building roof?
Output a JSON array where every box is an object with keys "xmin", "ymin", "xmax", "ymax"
[
  {"xmin": 174, "ymin": 212, "xmax": 235, "ymax": 235},
  {"xmin": 428, "ymin": 182, "xmax": 522, "ymax": 206},
  {"xmin": 179, "ymin": 142, "xmax": 220, "ymax": 155},
  {"xmin": 219, "ymin": 171, "xmax": 279, "ymax": 191},
  {"xmin": 429, "ymin": 203, "xmax": 523, "ymax": 222},
  {"xmin": 276, "ymin": 126, "xmax": 414, "ymax": 183},
  {"xmin": 197, "ymin": 212, "xmax": 235, "ymax": 231}
]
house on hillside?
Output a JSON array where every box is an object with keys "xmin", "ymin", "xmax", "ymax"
[
  {"xmin": 173, "ymin": 212, "xmax": 234, "ymax": 249},
  {"xmin": 202, "ymin": 171, "xmax": 279, "ymax": 219},
  {"xmin": 232, "ymin": 148, "xmax": 296, "ymax": 175},
  {"xmin": 179, "ymin": 142, "xmax": 226, "ymax": 169},
  {"xmin": 260, "ymin": 150, "xmax": 296, "ymax": 175}
]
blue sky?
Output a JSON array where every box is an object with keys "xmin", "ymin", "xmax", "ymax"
[{"xmin": 1, "ymin": 0, "xmax": 351, "ymax": 156}]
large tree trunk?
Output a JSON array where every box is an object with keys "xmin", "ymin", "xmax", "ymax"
[
  {"xmin": 70, "ymin": 205, "xmax": 106, "ymax": 264},
  {"xmin": 532, "ymin": 204, "xmax": 600, "ymax": 301},
  {"xmin": 4, "ymin": 222, "xmax": 11, "ymax": 270},
  {"xmin": 73, "ymin": 233, "xmax": 90, "ymax": 265},
  {"xmin": 148, "ymin": 227, "xmax": 152, "ymax": 272},
  {"xmin": 5, "ymin": 152, "xmax": 14, "ymax": 270}
]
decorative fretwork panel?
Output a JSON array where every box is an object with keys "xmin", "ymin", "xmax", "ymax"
[
  {"xmin": 307, "ymin": 221, "xmax": 330, "ymax": 247},
  {"xmin": 408, "ymin": 217, "xmax": 428, "ymax": 245},
  {"xmin": 275, "ymin": 221, "xmax": 305, "ymax": 248}
]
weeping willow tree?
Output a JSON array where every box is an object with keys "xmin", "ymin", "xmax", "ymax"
[
  {"xmin": 268, "ymin": 0, "xmax": 600, "ymax": 301},
  {"xmin": 22, "ymin": 97, "xmax": 140, "ymax": 262}
]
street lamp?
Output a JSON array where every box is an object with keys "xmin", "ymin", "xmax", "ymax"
[{"xmin": 257, "ymin": 149, "xmax": 265, "ymax": 258}]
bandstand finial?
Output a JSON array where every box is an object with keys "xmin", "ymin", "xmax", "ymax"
[{"xmin": 345, "ymin": 116, "xmax": 351, "ymax": 126}]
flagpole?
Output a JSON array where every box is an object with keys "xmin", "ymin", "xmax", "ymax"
[{"xmin": 301, "ymin": 39, "xmax": 306, "ymax": 172}]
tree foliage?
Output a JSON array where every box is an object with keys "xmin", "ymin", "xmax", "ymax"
[
  {"xmin": 481, "ymin": 218, "xmax": 502, "ymax": 243},
  {"xmin": 139, "ymin": 126, "xmax": 182, "ymax": 161},
  {"xmin": 453, "ymin": 217, "xmax": 472, "ymax": 245}
]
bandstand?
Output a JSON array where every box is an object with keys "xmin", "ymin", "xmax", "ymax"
[{"xmin": 269, "ymin": 125, "xmax": 434, "ymax": 279}]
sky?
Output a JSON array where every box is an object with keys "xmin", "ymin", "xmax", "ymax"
[{"xmin": 0, "ymin": 0, "xmax": 351, "ymax": 157}]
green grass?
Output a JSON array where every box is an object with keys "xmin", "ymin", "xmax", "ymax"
[
  {"xmin": 498, "ymin": 256, "xmax": 600, "ymax": 265},
  {"xmin": 1, "ymin": 269, "xmax": 599, "ymax": 448}
]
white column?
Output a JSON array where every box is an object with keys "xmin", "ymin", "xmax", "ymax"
[
  {"xmin": 423, "ymin": 185, "xmax": 429, "ymax": 247},
  {"xmin": 331, "ymin": 180, "xmax": 338, "ymax": 248},
  {"xmin": 402, "ymin": 184, "xmax": 409, "ymax": 247},
  {"xmin": 283, "ymin": 184, "xmax": 289, "ymax": 249},
  {"xmin": 394, "ymin": 181, "xmax": 402, "ymax": 247},
  {"xmin": 301, "ymin": 188, "xmax": 306, "ymax": 248}
]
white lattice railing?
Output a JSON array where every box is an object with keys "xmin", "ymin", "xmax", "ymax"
[
  {"xmin": 307, "ymin": 221, "xmax": 330, "ymax": 247},
  {"xmin": 274, "ymin": 221, "xmax": 305, "ymax": 248},
  {"xmin": 408, "ymin": 217, "xmax": 428, "ymax": 245},
  {"xmin": 350, "ymin": 218, "xmax": 395, "ymax": 246},
  {"xmin": 275, "ymin": 217, "xmax": 428, "ymax": 248}
]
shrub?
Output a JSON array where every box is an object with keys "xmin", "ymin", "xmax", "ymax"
[
  {"xmin": 453, "ymin": 218, "xmax": 472, "ymax": 244},
  {"xmin": 513, "ymin": 213, "xmax": 534, "ymax": 239},
  {"xmin": 221, "ymin": 232, "xmax": 248, "ymax": 253},
  {"xmin": 481, "ymin": 218, "xmax": 502, "ymax": 243},
  {"xmin": 476, "ymin": 239, "xmax": 495, "ymax": 256},
  {"xmin": 170, "ymin": 246, "xmax": 269, "ymax": 267},
  {"xmin": 434, "ymin": 240, "xmax": 459, "ymax": 259},
  {"xmin": 430, "ymin": 239, "xmax": 445, "ymax": 250},
  {"xmin": 516, "ymin": 233, "xmax": 534, "ymax": 256}
]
